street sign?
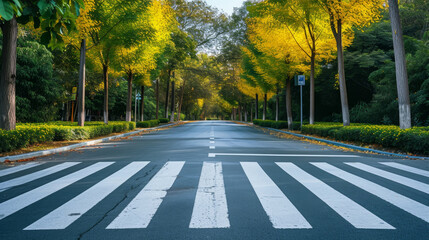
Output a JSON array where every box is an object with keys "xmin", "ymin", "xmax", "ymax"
[
  {"xmin": 71, "ymin": 87, "xmax": 77, "ymax": 101},
  {"xmin": 298, "ymin": 75, "xmax": 305, "ymax": 86}
]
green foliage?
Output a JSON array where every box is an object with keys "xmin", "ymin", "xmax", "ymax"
[
  {"xmin": 159, "ymin": 118, "xmax": 169, "ymax": 123},
  {"xmin": 301, "ymin": 124, "xmax": 429, "ymax": 155},
  {"xmin": 253, "ymin": 120, "xmax": 429, "ymax": 155},
  {"xmin": 136, "ymin": 119, "xmax": 160, "ymax": 128},
  {"xmin": 15, "ymin": 40, "xmax": 62, "ymax": 122},
  {"xmin": 253, "ymin": 119, "xmax": 302, "ymax": 130},
  {"xmin": 0, "ymin": 121, "xmax": 135, "ymax": 153}
]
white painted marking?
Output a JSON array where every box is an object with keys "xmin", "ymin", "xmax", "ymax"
[
  {"xmin": 0, "ymin": 162, "xmax": 44, "ymax": 177},
  {"xmin": 210, "ymin": 138, "xmax": 215, "ymax": 140},
  {"xmin": 190, "ymin": 162, "xmax": 230, "ymax": 228},
  {"xmin": 346, "ymin": 163, "xmax": 429, "ymax": 194},
  {"xmin": 240, "ymin": 162, "xmax": 311, "ymax": 229},
  {"xmin": 106, "ymin": 161, "xmax": 185, "ymax": 229},
  {"xmin": 0, "ymin": 162, "xmax": 80, "ymax": 192},
  {"xmin": 210, "ymin": 153, "xmax": 359, "ymax": 158},
  {"xmin": 276, "ymin": 162, "xmax": 394, "ymax": 229},
  {"xmin": 209, "ymin": 146, "xmax": 215, "ymax": 150},
  {"xmin": 312, "ymin": 162, "xmax": 429, "ymax": 223},
  {"xmin": 0, "ymin": 162, "xmax": 113, "ymax": 221},
  {"xmin": 25, "ymin": 162, "xmax": 149, "ymax": 230},
  {"xmin": 208, "ymin": 153, "xmax": 216, "ymax": 158},
  {"xmin": 380, "ymin": 162, "xmax": 429, "ymax": 178},
  {"xmin": 210, "ymin": 141, "xmax": 215, "ymax": 144}
]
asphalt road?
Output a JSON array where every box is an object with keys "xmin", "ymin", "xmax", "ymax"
[{"xmin": 0, "ymin": 121, "xmax": 428, "ymax": 240}]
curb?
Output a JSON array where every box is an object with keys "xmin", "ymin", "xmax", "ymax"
[
  {"xmin": 237, "ymin": 121, "xmax": 429, "ymax": 160},
  {"xmin": 0, "ymin": 122, "xmax": 180, "ymax": 163}
]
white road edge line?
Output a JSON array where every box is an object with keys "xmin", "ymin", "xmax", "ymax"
[
  {"xmin": 0, "ymin": 162, "xmax": 113, "ymax": 221},
  {"xmin": 276, "ymin": 162, "xmax": 394, "ymax": 229},
  {"xmin": 312, "ymin": 162, "xmax": 429, "ymax": 223},
  {"xmin": 106, "ymin": 161, "xmax": 185, "ymax": 229},
  {"xmin": 190, "ymin": 162, "xmax": 230, "ymax": 228},
  {"xmin": 25, "ymin": 162, "xmax": 149, "ymax": 230},
  {"xmin": 240, "ymin": 162, "xmax": 311, "ymax": 229},
  {"xmin": 208, "ymin": 153, "xmax": 360, "ymax": 158}
]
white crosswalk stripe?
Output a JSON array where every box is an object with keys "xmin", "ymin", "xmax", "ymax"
[
  {"xmin": 190, "ymin": 162, "xmax": 230, "ymax": 228},
  {"xmin": 0, "ymin": 162, "xmax": 113, "ymax": 221},
  {"xmin": 0, "ymin": 161, "xmax": 427, "ymax": 230},
  {"xmin": 106, "ymin": 161, "xmax": 185, "ymax": 229},
  {"xmin": 276, "ymin": 162, "xmax": 394, "ymax": 229},
  {"xmin": 0, "ymin": 162, "xmax": 44, "ymax": 177},
  {"xmin": 241, "ymin": 162, "xmax": 312, "ymax": 229},
  {"xmin": 312, "ymin": 162, "xmax": 429, "ymax": 223},
  {"xmin": 0, "ymin": 162, "xmax": 80, "ymax": 192},
  {"xmin": 25, "ymin": 162, "xmax": 149, "ymax": 230},
  {"xmin": 345, "ymin": 162, "xmax": 429, "ymax": 194},
  {"xmin": 380, "ymin": 162, "xmax": 429, "ymax": 178}
]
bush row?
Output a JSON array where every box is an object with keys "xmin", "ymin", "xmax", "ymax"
[
  {"xmin": 253, "ymin": 120, "xmax": 429, "ymax": 155},
  {"xmin": 0, "ymin": 121, "xmax": 136, "ymax": 153},
  {"xmin": 136, "ymin": 119, "xmax": 161, "ymax": 128},
  {"xmin": 253, "ymin": 119, "xmax": 302, "ymax": 130}
]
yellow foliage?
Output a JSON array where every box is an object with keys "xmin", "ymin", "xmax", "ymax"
[{"xmin": 116, "ymin": 0, "xmax": 177, "ymax": 85}]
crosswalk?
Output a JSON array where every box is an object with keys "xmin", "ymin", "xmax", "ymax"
[{"xmin": 0, "ymin": 160, "xmax": 427, "ymax": 231}]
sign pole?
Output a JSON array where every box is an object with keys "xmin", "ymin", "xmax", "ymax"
[
  {"xmin": 134, "ymin": 89, "xmax": 137, "ymax": 122},
  {"xmin": 300, "ymin": 85, "xmax": 303, "ymax": 130}
]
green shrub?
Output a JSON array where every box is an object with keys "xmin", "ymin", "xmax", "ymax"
[
  {"xmin": 253, "ymin": 120, "xmax": 429, "ymax": 155},
  {"xmin": 0, "ymin": 121, "xmax": 136, "ymax": 153},
  {"xmin": 137, "ymin": 120, "xmax": 160, "ymax": 128},
  {"xmin": 159, "ymin": 118, "xmax": 169, "ymax": 123}
]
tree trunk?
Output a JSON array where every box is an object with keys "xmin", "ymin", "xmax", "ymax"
[
  {"xmin": 250, "ymin": 103, "xmax": 253, "ymax": 122},
  {"xmin": 140, "ymin": 85, "xmax": 145, "ymax": 121},
  {"xmin": 178, "ymin": 79, "xmax": 186, "ymax": 122},
  {"xmin": 170, "ymin": 79, "xmax": 175, "ymax": 122},
  {"xmin": 156, "ymin": 78, "xmax": 159, "ymax": 119},
  {"xmin": 126, "ymin": 71, "xmax": 133, "ymax": 122},
  {"xmin": 332, "ymin": 19, "xmax": 350, "ymax": 126},
  {"xmin": 389, "ymin": 0, "xmax": 412, "ymax": 129},
  {"xmin": 309, "ymin": 54, "xmax": 315, "ymax": 125},
  {"xmin": 77, "ymin": 39, "xmax": 86, "ymax": 127},
  {"xmin": 0, "ymin": 17, "xmax": 18, "ymax": 130},
  {"xmin": 103, "ymin": 64, "xmax": 109, "ymax": 124},
  {"xmin": 244, "ymin": 104, "xmax": 248, "ymax": 122},
  {"xmin": 286, "ymin": 78, "xmax": 293, "ymax": 130},
  {"xmin": 165, "ymin": 70, "xmax": 171, "ymax": 119},
  {"xmin": 239, "ymin": 104, "xmax": 242, "ymax": 121},
  {"xmin": 255, "ymin": 93, "xmax": 258, "ymax": 119},
  {"xmin": 276, "ymin": 89, "xmax": 279, "ymax": 121},
  {"xmin": 263, "ymin": 93, "xmax": 267, "ymax": 120}
]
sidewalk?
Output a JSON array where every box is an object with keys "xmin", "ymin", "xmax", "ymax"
[{"xmin": 0, "ymin": 122, "xmax": 182, "ymax": 163}]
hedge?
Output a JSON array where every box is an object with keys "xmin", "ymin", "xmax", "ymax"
[
  {"xmin": 253, "ymin": 120, "xmax": 429, "ymax": 155},
  {"xmin": 136, "ymin": 119, "xmax": 160, "ymax": 128},
  {"xmin": 0, "ymin": 121, "xmax": 136, "ymax": 153},
  {"xmin": 159, "ymin": 118, "xmax": 169, "ymax": 123},
  {"xmin": 253, "ymin": 119, "xmax": 302, "ymax": 130}
]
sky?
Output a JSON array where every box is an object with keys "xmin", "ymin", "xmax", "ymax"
[{"xmin": 203, "ymin": 0, "xmax": 245, "ymax": 15}]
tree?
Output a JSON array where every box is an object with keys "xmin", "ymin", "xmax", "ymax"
[
  {"xmin": 88, "ymin": 0, "xmax": 152, "ymax": 124},
  {"xmin": 316, "ymin": 0, "xmax": 385, "ymax": 126},
  {"xmin": 114, "ymin": 0, "xmax": 175, "ymax": 122},
  {"xmin": 256, "ymin": 0, "xmax": 336, "ymax": 124},
  {"xmin": 388, "ymin": 0, "xmax": 411, "ymax": 129},
  {"xmin": 0, "ymin": 0, "xmax": 83, "ymax": 130}
]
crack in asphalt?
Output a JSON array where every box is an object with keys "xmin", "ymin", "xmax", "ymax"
[{"xmin": 76, "ymin": 165, "xmax": 158, "ymax": 240}]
